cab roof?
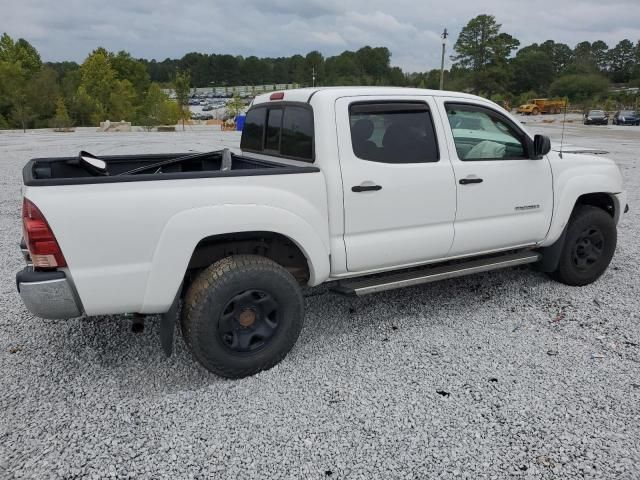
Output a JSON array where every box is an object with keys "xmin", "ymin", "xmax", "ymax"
[{"xmin": 251, "ymin": 87, "xmax": 485, "ymax": 107}]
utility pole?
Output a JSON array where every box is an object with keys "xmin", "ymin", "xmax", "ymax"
[
  {"xmin": 312, "ymin": 66, "xmax": 316, "ymax": 87},
  {"xmin": 440, "ymin": 28, "xmax": 448, "ymax": 90}
]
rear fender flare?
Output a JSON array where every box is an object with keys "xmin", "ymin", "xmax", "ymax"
[{"xmin": 140, "ymin": 204, "xmax": 330, "ymax": 313}]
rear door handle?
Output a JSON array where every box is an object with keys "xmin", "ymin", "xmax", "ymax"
[
  {"xmin": 352, "ymin": 184, "xmax": 382, "ymax": 192},
  {"xmin": 459, "ymin": 177, "xmax": 483, "ymax": 185}
]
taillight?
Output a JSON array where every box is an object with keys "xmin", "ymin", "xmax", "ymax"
[
  {"xmin": 270, "ymin": 91, "xmax": 284, "ymax": 101},
  {"xmin": 22, "ymin": 198, "xmax": 67, "ymax": 269}
]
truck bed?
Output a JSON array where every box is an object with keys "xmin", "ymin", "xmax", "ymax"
[{"xmin": 23, "ymin": 150, "xmax": 318, "ymax": 186}]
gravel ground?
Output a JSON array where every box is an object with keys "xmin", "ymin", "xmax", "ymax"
[{"xmin": 0, "ymin": 123, "xmax": 639, "ymax": 479}]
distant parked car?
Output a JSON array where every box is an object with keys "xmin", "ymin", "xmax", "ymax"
[
  {"xmin": 583, "ymin": 110, "xmax": 608, "ymax": 125},
  {"xmin": 202, "ymin": 105, "xmax": 214, "ymax": 111},
  {"xmin": 200, "ymin": 113, "xmax": 214, "ymax": 120},
  {"xmin": 612, "ymin": 110, "xmax": 639, "ymax": 126}
]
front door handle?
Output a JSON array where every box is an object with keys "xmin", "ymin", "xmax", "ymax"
[
  {"xmin": 352, "ymin": 184, "xmax": 382, "ymax": 192},
  {"xmin": 459, "ymin": 177, "xmax": 483, "ymax": 185}
]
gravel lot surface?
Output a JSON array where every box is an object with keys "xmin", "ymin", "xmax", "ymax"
[{"xmin": 0, "ymin": 121, "xmax": 638, "ymax": 479}]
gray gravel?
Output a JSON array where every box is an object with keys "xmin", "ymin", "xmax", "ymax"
[{"xmin": 1, "ymin": 123, "xmax": 639, "ymax": 479}]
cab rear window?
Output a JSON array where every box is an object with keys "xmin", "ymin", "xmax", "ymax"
[{"xmin": 241, "ymin": 104, "xmax": 314, "ymax": 162}]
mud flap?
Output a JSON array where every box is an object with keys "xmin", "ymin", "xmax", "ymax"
[
  {"xmin": 159, "ymin": 283, "xmax": 182, "ymax": 357},
  {"xmin": 534, "ymin": 226, "xmax": 568, "ymax": 273}
]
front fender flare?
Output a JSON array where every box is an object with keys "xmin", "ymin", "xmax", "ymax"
[{"xmin": 541, "ymin": 173, "xmax": 621, "ymax": 248}]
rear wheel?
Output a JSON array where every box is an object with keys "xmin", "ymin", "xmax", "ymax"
[
  {"xmin": 532, "ymin": 108, "xmax": 540, "ymax": 115},
  {"xmin": 181, "ymin": 255, "xmax": 304, "ymax": 378},
  {"xmin": 550, "ymin": 206, "xmax": 617, "ymax": 286}
]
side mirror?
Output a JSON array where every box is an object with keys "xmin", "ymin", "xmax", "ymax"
[
  {"xmin": 78, "ymin": 150, "xmax": 109, "ymax": 176},
  {"xmin": 532, "ymin": 134, "xmax": 551, "ymax": 159}
]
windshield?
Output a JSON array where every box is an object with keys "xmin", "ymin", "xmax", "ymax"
[
  {"xmin": 620, "ymin": 110, "xmax": 636, "ymax": 116},
  {"xmin": 588, "ymin": 110, "xmax": 604, "ymax": 116}
]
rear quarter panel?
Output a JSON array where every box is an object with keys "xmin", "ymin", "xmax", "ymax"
[{"xmin": 24, "ymin": 172, "xmax": 329, "ymax": 315}]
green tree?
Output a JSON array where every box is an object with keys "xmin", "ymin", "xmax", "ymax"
[
  {"xmin": 79, "ymin": 49, "xmax": 116, "ymax": 109},
  {"xmin": 451, "ymin": 15, "xmax": 519, "ymax": 93},
  {"xmin": 109, "ymin": 79, "xmax": 137, "ymax": 121},
  {"xmin": 0, "ymin": 33, "xmax": 42, "ymax": 129},
  {"xmin": 139, "ymin": 83, "xmax": 179, "ymax": 129},
  {"xmin": 110, "ymin": 51, "xmax": 150, "ymax": 97},
  {"xmin": 570, "ymin": 41, "xmax": 598, "ymax": 73},
  {"xmin": 52, "ymin": 97, "xmax": 72, "ymax": 130},
  {"xmin": 511, "ymin": 49, "xmax": 554, "ymax": 94},
  {"xmin": 452, "ymin": 15, "xmax": 520, "ymax": 71},
  {"xmin": 632, "ymin": 41, "xmax": 640, "ymax": 82},
  {"xmin": 539, "ymin": 40, "xmax": 573, "ymax": 75},
  {"xmin": 0, "ymin": 33, "xmax": 41, "ymax": 74},
  {"xmin": 607, "ymin": 39, "xmax": 636, "ymax": 82},
  {"xmin": 226, "ymin": 95, "xmax": 245, "ymax": 118},
  {"xmin": 591, "ymin": 40, "xmax": 609, "ymax": 72},
  {"xmin": 0, "ymin": 60, "xmax": 31, "ymax": 131},
  {"xmin": 305, "ymin": 51, "xmax": 324, "ymax": 85},
  {"xmin": 355, "ymin": 46, "xmax": 391, "ymax": 79},
  {"xmin": 70, "ymin": 85, "xmax": 97, "ymax": 126},
  {"xmin": 173, "ymin": 70, "xmax": 190, "ymax": 130},
  {"xmin": 25, "ymin": 67, "xmax": 60, "ymax": 127},
  {"xmin": 549, "ymin": 74, "xmax": 609, "ymax": 102},
  {"xmin": 0, "ymin": 57, "xmax": 26, "ymax": 123}
]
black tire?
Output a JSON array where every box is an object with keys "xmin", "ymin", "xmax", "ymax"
[
  {"xmin": 181, "ymin": 255, "xmax": 304, "ymax": 378},
  {"xmin": 550, "ymin": 205, "xmax": 617, "ymax": 286}
]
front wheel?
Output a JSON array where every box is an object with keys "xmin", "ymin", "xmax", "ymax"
[
  {"xmin": 181, "ymin": 255, "xmax": 304, "ymax": 378},
  {"xmin": 550, "ymin": 206, "xmax": 617, "ymax": 286}
]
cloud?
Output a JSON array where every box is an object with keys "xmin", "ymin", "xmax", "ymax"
[{"xmin": 1, "ymin": 0, "xmax": 638, "ymax": 71}]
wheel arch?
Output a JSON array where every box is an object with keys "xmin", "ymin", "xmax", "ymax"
[
  {"xmin": 139, "ymin": 204, "xmax": 330, "ymax": 314},
  {"xmin": 186, "ymin": 231, "xmax": 312, "ymax": 284},
  {"xmin": 537, "ymin": 191, "xmax": 618, "ymax": 272}
]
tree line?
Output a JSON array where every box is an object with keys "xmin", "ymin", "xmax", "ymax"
[{"xmin": 1, "ymin": 14, "xmax": 639, "ymax": 130}]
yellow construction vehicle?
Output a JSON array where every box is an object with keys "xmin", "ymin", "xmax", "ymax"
[{"xmin": 517, "ymin": 98, "xmax": 567, "ymax": 115}]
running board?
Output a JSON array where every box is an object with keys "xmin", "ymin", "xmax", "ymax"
[{"xmin": 331, "ymin": 251, "xmax": 541, "ymax": 296}]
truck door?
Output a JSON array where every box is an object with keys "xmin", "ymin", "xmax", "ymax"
[
  {"xmin": 335, "ymin": 96, "xmax": 457, "ymax": 272},
  {"xmin": 436, "ymin": 99, "xmax": 553, "ymax": 256}
]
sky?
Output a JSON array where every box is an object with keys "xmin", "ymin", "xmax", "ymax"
[{"xmin": 1, "ymin": 0, "xmax": 639, "ymax": 73}]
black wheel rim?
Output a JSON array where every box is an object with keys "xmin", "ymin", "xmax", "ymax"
[
  {"xmin": 217, "ymin": 289, "xmax": 279, "ymax": 353},
  {"xmin": 572, "ymin": 226, "xmax": 604, "ymax": 271}
]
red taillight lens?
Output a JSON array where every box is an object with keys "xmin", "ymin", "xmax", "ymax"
[{"xmin": 22, "ymin": 198, "xmax": 67, "ymax": 269}]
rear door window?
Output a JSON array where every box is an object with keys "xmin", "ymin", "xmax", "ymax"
[{"xmin": 348, "ymin": 102, "xmax": 439, "ymax": 163}]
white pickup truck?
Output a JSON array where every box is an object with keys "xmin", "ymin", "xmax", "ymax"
[{"xmin": 17, "ymin": 87, "xmax": 628, "ymax": 378}]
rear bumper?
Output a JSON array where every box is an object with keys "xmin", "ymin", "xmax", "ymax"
[{"xmin": 16, "ymin": 267, "xmax": 83, "ymax": 319}]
